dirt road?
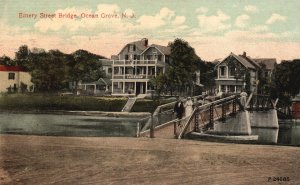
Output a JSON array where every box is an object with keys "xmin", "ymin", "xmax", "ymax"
[{"xmin": 0, "ymin": 134, "xmax": 299, "ymax": 185}]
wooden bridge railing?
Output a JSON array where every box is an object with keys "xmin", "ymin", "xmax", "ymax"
[
  {"xmin": 139, "ymin": 95, "xmax": 206, "ymax": 133},
  {"xmin": 176, "ymin": 95, "xmax": 241, "ymax": 139}
]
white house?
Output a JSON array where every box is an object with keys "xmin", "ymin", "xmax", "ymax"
[
  {"xmin": 0, "ymin": 65, "xmax": 33, "ymax": 93},
  {"xmin": 105, "ymin": 38, "xmax": 171, "ymax": 96},
  {"xmin": 215, "ymin": 52, "xmax": 276, "ymax": 94}
]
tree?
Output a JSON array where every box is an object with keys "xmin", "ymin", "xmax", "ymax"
[
  {"xmin": 67, "ymin": 49, "xmax": 105, "ymax": 91},
  {"xmin": 166, "ymin": 38, "xmax": 202, "ymax": 96},
  {"xmin": 271, "ymin": 60, "xmax": 300, "ymax": 102},
  {"xmin": 0, "ymin": 55, "xmax": 17, "ymax": 66},
  {"xmin": 15, "ymin": 45, "xmax": 31, "ymax": 70},
  {"xmin": 200, "ymin": 62, "xmax": 216, "ymax": 95},
  {"xmin": 29, "ymin": 50, "xmax": 67, "ymax": 91},
  {"xmin": 149, "ymin": 73, "xmax": 168, "ymax": 98}
]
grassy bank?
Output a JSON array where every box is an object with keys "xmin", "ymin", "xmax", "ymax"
[
  {"xmin": 131, "ymin": 97, "xmax": 176, "ymax": 112},
  {"xmin": 0, "ymin": 94, "xmax": 127, "ymax": 112}
]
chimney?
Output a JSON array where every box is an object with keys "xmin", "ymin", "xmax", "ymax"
[
  {"xmin": 142, "ymin": 38, "xmax": 148, "ymax": 47},
  {"xmin": 243, "ymin": 51, "xmax": 247, "ymax": 57}
]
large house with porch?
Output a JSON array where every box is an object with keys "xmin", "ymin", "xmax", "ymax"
[
  {"xmin": 106, "ymin": 38, "xmax": 171, "ymax": 96},
  {"xmin": 215, "ymin": 52, "xmax": 276, "ymax": 94}
]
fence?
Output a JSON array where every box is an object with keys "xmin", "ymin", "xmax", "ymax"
[{"xmin": 138, "ymin": 95, "xmax": 206, "ymax": 136}]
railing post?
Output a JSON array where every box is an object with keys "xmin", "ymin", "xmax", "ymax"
[
  {"xmin": 221, "ymin": 101, "xmax": 226, "ymax": 123},
  {"xmin": 174, "ymin": 121, "xmax": 177, "ymax": 138},
  {"xmin": 232, "ymin": 97, "xmax": 237, "ymax": 115},
  {"xmin": 249, "ymin": 96, "xmax": 253, "ymax": 112},
  {"xmin": 194, "ymin": 108, "xmax": 199, "ymax": 132},
  {"xmin": 136, "ymin": 122, "xmax": 140, "ymax": 137},
  {"xmin": 150, "ymin": 114, "xmax": 154, "ymax": 138},
  {"xmin": 209, "ymin": 103, "xmax": 214, "ymax": 128},
  {"xmin": 256, "ymin": 95, "xmax": 260, "ymax": 112}
]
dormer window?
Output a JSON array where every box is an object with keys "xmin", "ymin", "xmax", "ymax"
[{"xmin": 129, "ymin": 45, "xmax": 136, "ymax": 52}]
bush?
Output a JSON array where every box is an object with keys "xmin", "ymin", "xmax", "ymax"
[
  {"xmin": 0, "ymin": 94, "xmax": 126, "ymax": 111},
  {"xmin": 131, "ymin": 97, "xmax": 175, "ymax": 112}
]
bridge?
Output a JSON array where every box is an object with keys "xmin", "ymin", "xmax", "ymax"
[{"xmin": 138, "ymin": 94, "xmax": 292, "ymax": 140}]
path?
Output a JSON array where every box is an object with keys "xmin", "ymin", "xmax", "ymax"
[
  {"xmin": 121, "ymin": 97, "xmax": 136, "ymax": 112},
  {"xmin": 1, "ymin": 135, "xmax": 300, "ymax": 185}
]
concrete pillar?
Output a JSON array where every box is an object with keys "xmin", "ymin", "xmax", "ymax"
[
  {"xmin": 94, "ymin": 84, "xmax": 96, "ymax": 94},
  {"xmin": 134, "ymin": 82, "xmax": 137, "ymax": 94},
  {"xmin": 146, "ymin": 81, "xmax": 148, "ymax": 94},
  {"xmin": 225, "ymin": 85, "xmax": 228, "ymax": 93},
  {"xmin": 234, "ymin": 86, "xmax": 237, "ymax": 93},
  {"xmin": 112, "ymin": 82, "xmax": 114, "ymax": 94}
]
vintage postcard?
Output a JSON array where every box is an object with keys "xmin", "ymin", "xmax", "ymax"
[{"xmin": 0, "ymin": 0, "xmax": 300, "ymax": 184}]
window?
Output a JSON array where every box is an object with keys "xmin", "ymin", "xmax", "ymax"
[
  {"xmin": 146, "ymin": 55, "xmax": 151, "ymax": 60},
  {"xmin": 108, "ymin": 68, "xmax": 112, "ymax": 74},
  {"xmin": 219, "ymin": 66, "xmax": 226, "ymax": 77},
  {"xmin": 129, "ymin": 45, "xmax": 135, "ymax": 52},
  {"xmin": 133, "ymin": 55, "xmax": 137, "ymax": 60},
  {"xmin": 158, "ymin": 55, "xmax": 162, "ymax": 61},
  {"xmin": 8, "ymin": 73, "xmax": 15, "ymax": 80},
  {"xmin": 125, "ymin": 55, "xmax": 129, "ymax": 60},
  {"xmin": 114, "ymin": 67, "xmax": 119, "ymax": 74},
  {"xmin": 229, "ymin": 67, "xmax": 235, "ymax": 77}
]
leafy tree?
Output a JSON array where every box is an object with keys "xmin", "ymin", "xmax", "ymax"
[
  {"xmin": 167, "ymin": 38, "xmax": 202, "ymax": 96},
  {"xmin": 199, "ymin": 61, "xmax": 216, "ymax": 95},
  {"xmin": 15, "ymin": 45, "xmax": 31, "ymax": 70},
  {"xmin": 29, "ymin": 50, "xmax": 67, "ymax": 91},
  {"xmin": 149, "ymin": 73, "xmax": 168, "ymax": 98},
  {"xmin": 271, "ymin": 60, "xmax": 300, "ymax": 102},
  {"xmin": 67, "ymin": 49, "xmax": 105, "ymax": 91},
  {"xmin": 0, "ymin": 55, "xmax": 17, "ymax": 66}
]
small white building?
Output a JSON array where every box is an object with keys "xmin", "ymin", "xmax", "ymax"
[{"xmin": 0, "ymin": 65, "xmax": 33, "ymax": 93}]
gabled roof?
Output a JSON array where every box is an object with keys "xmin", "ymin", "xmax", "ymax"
[
  {"xmin": 239, "ymin": 54, "xmax": 260, "ymax": 69},
  {"xmin": 150, "ymin": 44, "xmax": 171, "ymax": 55},
  {"xmin": 0, "ymin": 65, "xmax": 24, "ymax": 72},
  {"xmin": 216, "ymin": 53, "xmax": 257, "ymax": 69},
  {"xmin": 140, "ymin": 44, "xmax": 171, "ymax": 55},
  {"xmin": 253, "ymin": 58, "xmax": 276, "ymax": 71},
  {"xmin": 118, "ymin": 39, "xmax": 148, "ymax": 55},
  {"xmin": 81, "ymin": 78, "xmax": 112, "ymax": 86}
]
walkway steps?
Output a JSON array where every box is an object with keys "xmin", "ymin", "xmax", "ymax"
[{"xmin": 121, "ymin": 97, "xmax": 136, "ymax": 112}]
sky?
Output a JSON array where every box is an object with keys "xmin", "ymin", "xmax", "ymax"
[{"xmin": 0, "ymin": 0, "xmax": 300, "ymax": 62}]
